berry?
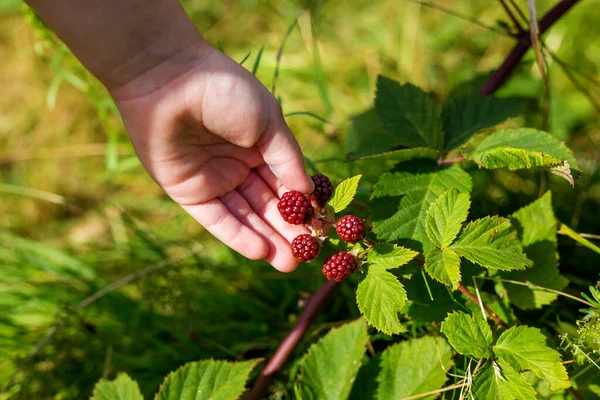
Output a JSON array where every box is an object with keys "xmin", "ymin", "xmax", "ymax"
[
  {"xmin": 336, "ymin": 215, "xmax": 366, "ymax": 243},
  {"xmin": 278, "ymin": 191, "xmax": 314, "ymax": 225},
  {"xmin": 322, "ymin": 251, "xmax": 357, "ymax": 281},
  {"xmin": 310, "ymin": 174, "xmax": 334, "ymax": 206},
  {"xmin": 291, "ymin": 234, "xmax": 320, "ymax": 262}
]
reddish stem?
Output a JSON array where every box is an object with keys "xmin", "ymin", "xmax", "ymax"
[
  {"xmin": 457, "ymin": 284, "xmax": 511, "ymax": 329},
  {"xmin": 479, "ymin": 0, "xmax": 580, "ymax": 96},
  {"xmin": 245, "ymin": 281, "xmax": 340, "ymax": 400}
]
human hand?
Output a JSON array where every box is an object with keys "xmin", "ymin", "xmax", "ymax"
[{"xmin": 110, "ymin": 44, "xmax": 314, "ymax": 272}]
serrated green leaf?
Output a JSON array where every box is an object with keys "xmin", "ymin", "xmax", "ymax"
[
  {"xmin": 376, "ymin": 336, "xmax": 453, "ymax": 400},
  {"xmin": 494, "ymin": 326, "xmax": 571, "ymax": 391},
  {"xmin": 91, "ymin": 373, "xmax": 143, "ymax": 400},
  {"xmin": 367, "ymin": 244, "xmax": 418, "ymax": 270},
  {"xmin": 451, "ymin": 216, "xmax": 531, "ymax": 271},
  {"xmin": 442, "ymin": 96, "xmax": 525, "ymax": 150},
  {"xmin": 155, "ymin": 359, "xmax": 261, "ymax": 400},
  {"xmin": 357, "ymin": 265, "xmax": 407, "ymax": 335},
  {"xmin": 329, "ymin": 175, "xmax": 361, "ymax": 213},
  {"xmin": 440, "ymin": 311, "xmax": 493, "ymax": 358},
  {"xmin": 405, "ymin": 276, "xmax": 462, "ymax": 323},
  {"xmin": 375, "ymin": 76, "xmax": 443, "ymax": 150},
  {"xmin": 425, "ymin": 189, "xmax": 471, "ymax": 249},
  {"xmin": 472, "ymin": 361, "xmax": 537, "ymax": 400},
  {"xmin": 424, "ymin": 248, "xmax": 461, "ymax": 290},
  {"xmin": 347, "ymin": 147, "xmax": 439, "ymax": 162},
  {"xmin": 502, "ymin": 192, "xmax": 568, "ymax": 309},
  {"xmin": 372, "ymin": 164, "xmax": 472, "ymax": 250},
  {"xmin": 299, "ymin": 319, "xmax": 368, "ymax": 400},
  {"xmin": 462, "ymin": 128, "xmax": 578, "ymax": 185}
]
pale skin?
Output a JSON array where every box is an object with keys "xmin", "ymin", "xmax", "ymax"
[{"xmin": 26, "ymin": 0, "xmax": 315, "ymax": 272}]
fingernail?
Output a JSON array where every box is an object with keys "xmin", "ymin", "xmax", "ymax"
[
  {"xmin": 268, "ymin": 164, "xmax": 279, "ymax": 176},
  {"xmin": 306, "ymin": 171, "xmax": 315, "ymax": 192}
]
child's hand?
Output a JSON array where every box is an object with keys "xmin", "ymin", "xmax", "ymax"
[{"xmin": 110, "ymin": 45, "xmax": 314, "ymax": 272}]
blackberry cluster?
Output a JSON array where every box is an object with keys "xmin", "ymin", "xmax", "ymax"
[{"xmin": 277, "ymin": 174, "xmax": 367, "ymax": 281}]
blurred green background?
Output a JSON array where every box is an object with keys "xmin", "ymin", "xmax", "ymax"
[{"xmin": 1, "ymin": 0, "xmax": 599, "ymax": 398}]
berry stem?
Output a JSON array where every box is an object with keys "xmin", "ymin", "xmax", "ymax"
[
  {"xmin": 363, "ymin": 237, "xmax": 377, "ymax": 247},
  {"xmin": 457, "ymin": 284, "xmax": 511, "ymax": 329},
  {"xmin": 412, "ymin": 256, "xmax": 511, "ymax": 329},
  {"xmin": 246, "ymin": 281, "xmax": 340, "ymax": 400}
]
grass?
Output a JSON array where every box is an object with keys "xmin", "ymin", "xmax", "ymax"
[{"xmin": 1, "ymin": 0, "xmax": 600, "ymax": 398}]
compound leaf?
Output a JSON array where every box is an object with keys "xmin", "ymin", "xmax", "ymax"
[
  {"xmin": 91, "ymin": 373, "xmax": 143, "ymax": 400},
  {"xmin": 329, "ymin": 175, "xmax": 361, "ymax": 213},
  {"xmin": 155, "ymin": 359, "xmax": 262, "ymax": 400},
  {"xmin": 424, "ymin": 248, "xmax": 461, "ymax": 290},
  {"xmin": 372, "ymin": 164, "xmax": 472, "ymax": 250},
  {"xmin": 494, "ymin": 326, "xmax": 571, "ymax": 391},
  {"xmin": 451, "ymin": 216, "xmax": 531, "ymax": 271},
  {"xmin": 375, "ymin": 76, "xmax": 443, "ymax": 150},
  {"xmin": 425, "ymin": 189, "xmax": 471, "ymax": 249},
  {"xmin": 440, "ymin": 311, "xmax": 493, "ymax": 359},
  {"xmin": 299, "ymin": 319, "xmax": 368, "ymax": 400},
  {"xmin": 357, "ymin": 265, "xmax": 407, "ymax": 335},
  {"xmin": 442, "ymin": 96, "xmax": 525, "ymax": 150},
  {"xmin": 376, "ymin": 336, "xmax": 453, "ymax": 400}
]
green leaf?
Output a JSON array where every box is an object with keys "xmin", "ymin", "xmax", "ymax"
[
  {"xmin": 91, "ymin": 373, "xmax": 144, "ymax": 400},
  {"xmin": 502, "ymin": 192, "xmax": 568, "ymax": 309},
  {"xmin": 424, "ymin": 248, "xmax": 461, "ymax": 290},
  {"xmin": 494, "ymin": 326, "xmax": 571, "ymax": 391},
  {"xmin": 372, "ymin": 164, "xmax": 472, "ymax": 250},
  {"xmin": 375, "ymin": 76, "xmax": 443, "ymax": 150},
  {"xmin": 155, "ymin": 359, "xmax": 262, "ymax": 400},
  {"xmin": 442, "ymin": 96, "xmax": 525, "ymax": 150},
  {"xmin": 299, "ymin": 319, "xmax": 368, "ymax": 400},
  {"xmin": 440, "ymin": 311, "xmax": 493, "ymax": 359},
  {"xmin": 347, "ymin": 147, "xmax": 439, "ymax": 162},
  {"xmin": 357, "ymin": 265, "xmax": 407, "ymax": 335},
  {"xmin": 367, "ymin": 244, "xmax": 418, "ymax": 270},
  {"xmin": 462, "ymin": 128, "xmax": 578, "ymax": 185},
  {"xmin": 425, "ymin": 188, "xmax": 471, "ymax": 249},
  {"xmin": 329, "ymin": 175, "xmax": 361, "ymax": 213},
  {"xmin": 472, "ymin": 361, "xmax": 537, "ymax": 400},
  {"xmin": 349, "ymin": 354, "xmax": 381, "ymax": 400},
  {"xmin": 376, "ymin": 336, "xmax": 453, "ymax": 400},
  {"xmin": 451, "ymin": 216, "xmax": 531, "ymax": 271}
]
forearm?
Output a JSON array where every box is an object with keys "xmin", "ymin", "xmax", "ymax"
[{"xmin": 25, "ymin": 0, "xmax": 210, "ymax": 90}]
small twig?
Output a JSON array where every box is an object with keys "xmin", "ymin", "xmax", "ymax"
[
  {"xmin": 366, "ymin": 339, "xmax": 376, "ymax": 357},
  {"xmin": 363, "ymin": 237, "xmax": 377, "ymax": 247},
  {"xmin": 404, "ymin": 0, "xmax": 514, "ymax": 37},
  {"xmin": 438, "ymin": 156, "xmax": 466, "ymax": 165},
  {"xmin": 498, "ymin": 0, "xmax": 526, "ymax": 33},
  {"xmin": 457, "ymin": 284, "xmax": 511, "ymax": 329},
  {"xmin": 475, "ymin": 276, "xmax": 593, "ymax": 307},
  {"xmin": 508, "ymin": 0, "xmax": 530, "ymax": 27},
  {"xmin": 246, "ymin": 281, "xmax": 340, "ymax": 400},
  {"xmin": 527, "ymin": 0, "xmax": 550, "ymax": 130},
  {"xmin": 401, "ymin": 382, "xmax": 468, "ymax": 400},
  {"xmin": 480, "ymin": 0, "xmax": 581, "ymax": 96}
]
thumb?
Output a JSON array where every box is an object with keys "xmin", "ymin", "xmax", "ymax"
[{"xmin": 257, "ymin": 111, "xmax": 314, "ymax": 194}]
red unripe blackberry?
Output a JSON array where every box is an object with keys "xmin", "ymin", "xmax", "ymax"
[
  {"xmin": 322, "ymin": 251, "xmax": 357, "ymax": 281},
  {"xmin": 310, "ymin": 174, "xmax": 334, "ymax": 206},
  {"xmin": 291, "ymin": 234, "xmax": 320, "ymax": 262},
  {"xmin": 336, "ymin": 215, "xmax": 366, "ymax": 243},
  {"xmin": 278, "ymin": 191, "xmax": 314, "ymax": 225}
]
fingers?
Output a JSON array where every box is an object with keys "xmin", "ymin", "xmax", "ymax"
[
  {"xmin": 257, "ymin": 164, "xmax": 288, "ymax": 197},
  {"xmin": 219, "ymin": 191, "xmax": 300, "ymax": 272},
  {"xmin": 257, "ymin": 108, "xmax": 314, "ymax": 194},
  {"xmin": 237, "ymin": 171, "xmax": 309, "ymax": 242},
  {"xmin": 182, "ymin": 199, "xmax": 269, "ymax": 261}
]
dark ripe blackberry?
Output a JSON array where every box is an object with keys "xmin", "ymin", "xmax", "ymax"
[
  {"xmin": 336, "ymin": 215, "xmax": 366, "ymax": 243},
  {"xmin": 322, "ymin": 251, "xmax": 357, "ymax": 281},
  {"xmin": 310, "ymin": 174, "xmax": 334, "ymax": 206},
  {"xmin": 277, "ymin": 191, "xmax": 314, "ymax": 225},
  {"xmin": 291, "ymin": 234, "xmax": 320, "ymax": 262}
]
